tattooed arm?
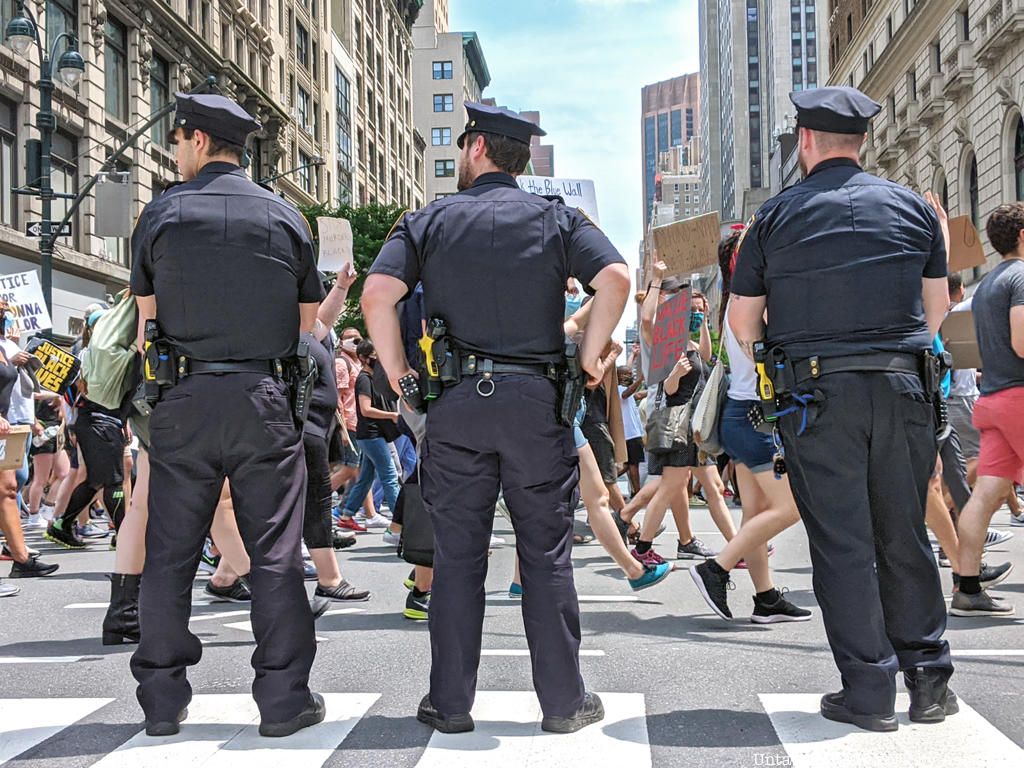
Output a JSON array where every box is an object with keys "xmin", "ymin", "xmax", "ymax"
[{"xmin": 728, "ymin": 294, "xmax": 767, "ymax": 361}]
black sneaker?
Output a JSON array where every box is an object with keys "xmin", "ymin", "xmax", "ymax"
[
  {"xmin": 405, "ymin": 590, "xmax": 430, "ymax": 620},
  {"xmin": 45, "ymin": 520, "xmax": 85, "ymax": 549},
  {"xmin": 750, "ymin": 588, "xmax": 812, "ymax": 624},
  {"xmin": 416, "ymin": 695, "xmax": 474, "ymax": 733},
  {"xmin": 904, "ymin": 667, "xmax": 959, "ymax": 723},
  {"xmin": 315, "ymin": 580, "xmax": 370, "ymax": 602},
  {"xmin": 610, "ymin": 511, "xmax": 630, "ymax": 546},
  {"xmin": 145, "ymin": 706, "xmax": 189, "ymax": 737},
  {"xmin": 953, "ymin": 562, "xmax": 1014, "ymax": 591},
  {"xmin": 689, "ymin": 560, "xmax": 733, "ymax": 620},
  {"xmin": 540, "ymin": 692, "xmax": 605, "ymax": 734},
  {"xmin": 259, "ymin": 692, "xmax": 326, "ymax": 738},
  {"xmin": 9, "ymin": 555, "xmax": 59, "ymax": 578},
  {"xmin": 820, "ymin": 691, "xmax": 897, "ymax": 732},
  {"xmin": 949, "ymin": 590, "xmax": 1015, "ymax": 617},
  {"xmin": 204, "ymin": 577, "xmax": 252, "ymax": 603},
  {"xmin": 677, "ymin": 537, "xmax": 716, "ymax": 560}
]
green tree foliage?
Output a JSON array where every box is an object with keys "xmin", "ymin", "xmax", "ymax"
[{"xmin": 299, "ymin": 201, "xmax": 407, "ymax": 335}]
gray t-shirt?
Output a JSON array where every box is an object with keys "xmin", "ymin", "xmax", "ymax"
[{"xmin": 973, "ymin": 259, "xmax": 1024, "ymax": 395}]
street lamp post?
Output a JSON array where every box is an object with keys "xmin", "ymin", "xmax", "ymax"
[
  {"xmin": 6, "ymin": 0, "xmax": 86, "ymax": 321},
  {"xmin": 259, "ymin": 156, "xmax": 327, "ymax": 187}
]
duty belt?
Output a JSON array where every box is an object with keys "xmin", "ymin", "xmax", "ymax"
[
  {"xmin": 177, "ymin": 357, "xmax": 286, "ymax": 378},
  {"xmin": 459, "ymin": 354, "xmax": 560, "ymax": 381},
  {"xmin": 792, "ymin": 352, "xmax": 920, "ymax": 385}
]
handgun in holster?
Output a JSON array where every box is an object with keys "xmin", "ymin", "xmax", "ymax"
[
  {"xmin": 136, "ymin": 319, "xmax": 176, "ymax": 413},
  {"xmin": 291, "ymin": 340, "xmax": 317, "ymax": 427},
  {"xmin": 923, "ymin": 349, "xmax": 952, "ymax": 435},
  {"xmin": 557, "ymin": 342, "xmax": 586, "ymax": 427}
]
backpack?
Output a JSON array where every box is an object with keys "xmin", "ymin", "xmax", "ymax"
[{"xmin": 81, "ymin": 289, "xmax": 138, "ymax": 409}]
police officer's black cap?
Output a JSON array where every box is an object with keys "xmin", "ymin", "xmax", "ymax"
[
  {"xmin": 456, "ymin": 101, "xmax": 546, "ymax": 149},
  {"xmin": 173, "ymin": 93, "xmax": 261, "ymax": 145},
  {"xmin": 790, "ymin": 86, "xmax": 882, "ymax": 135}
]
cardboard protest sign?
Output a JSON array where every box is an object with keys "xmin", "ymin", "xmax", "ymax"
[
  {"xmin": 28, "ymin": 338, "xmax": 80, "ymax": 394},
  {"xmin": 0, "ymin": 425, "xmax": 31, "ymax": 470},
  {"xmin": 0, "ymin": 271, "xmax": 52, "ymax": 334},
  {"xmin": 651, "ymin": 212, "xmax": 721, "ymax": 279},
  {"xmin": 647, "ymin": 289, "xmax": 692, "ymax": 386},
  {"xmin": 947, "ymin": 216, "xmax": 986, "ymax": 273},
  {"xmin": 316, "ymin": 217, "xmax": 354, "ymax": 272},
  {"xmin": 941, "ymin": 310, "xmax": 983, "ymax": 370},
  {"xmin": 517, "ymin": 176, "xmax": 600, "ymax": 224}
]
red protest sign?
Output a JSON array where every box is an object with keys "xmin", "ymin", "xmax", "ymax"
[{"xmin": 648, "ymin": 289, "xmax": 692, "ymax": 386}]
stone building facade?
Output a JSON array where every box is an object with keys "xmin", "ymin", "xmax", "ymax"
[{"xmin": 827, "ymin": 0, "xmax": 1024, "ymax": 281}]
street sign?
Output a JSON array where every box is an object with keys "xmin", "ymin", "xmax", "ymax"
[{"xmin": 25, "ymin": 221, "xmax": 72, "ymax": 238}]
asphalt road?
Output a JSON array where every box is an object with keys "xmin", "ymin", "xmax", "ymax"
[{"xmin": 1, "ymin": 500, "xmax": 1022, "ymax": 768}]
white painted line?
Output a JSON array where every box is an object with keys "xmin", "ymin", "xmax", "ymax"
[
  {"xmin": 487, "ymin": 595, "xmax": 640, "ymax": 604},
  {"xmin": 321, "ymin": 608, "xmax": 367, "ymax": 617},
  {"xmin": 480, "ymin": 650, "xmax": 605, "ymax": 657},
  {"xmin": 760, "ymin": 693, "xmax": 1023, "ymax": 767},
  {"xmin": 223, "ymin": 621, "xmax": 326, "ymax": 643},
  {"xmin": 189, "ymin": 610, "xmax": 251, "ymax": 623},
  {"xmin": 952, "ymin": 649, "xmax": 1024, "ymax": 657},
  {"xmin": 65, "ymin": 600, "xmax": 215, "ymax": 610},
  {"xmin": 0, "ymin": 656, "xmax": 85, "ymax": 664},
  {"xmin": 91, "ymin": 693, "xmax": 379, "ymax": 768},
  {"xmin": 414, "ymin": 691, "xmax": 650, "ymax": 768},
  {"xmin": 0, "ymin": 698, "xmax": 112, "ymax": 763}
]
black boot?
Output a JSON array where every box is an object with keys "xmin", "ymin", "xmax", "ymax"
[
  {"xmin": 102, "ymin": 573, "xmax": 141, "ymax": 645},
  {"xmin": 904, "ymin": 667, "xmax": 959, "ymax": 723}
]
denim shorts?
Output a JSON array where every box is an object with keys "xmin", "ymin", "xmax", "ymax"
[
  {"xmin": 719, "ymin": 397, "xmax": 775, "ymax": 474},
  {"xmin": 572, "ymin": 402, "xmax": 588, "ymax": 450}
]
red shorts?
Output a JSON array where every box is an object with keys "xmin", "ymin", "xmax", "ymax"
[{"xmin": 973, "ymin": 387, "xmax": 1024, "ymax": 484}]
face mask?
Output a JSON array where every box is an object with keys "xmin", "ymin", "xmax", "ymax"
[{"xmin": 564, "ymin": 293, "xmax": 584, "ymax": 317}]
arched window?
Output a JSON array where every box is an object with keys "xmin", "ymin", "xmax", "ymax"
[
  {"xmin": 933, "ymin": 170, "xmax": 949, "ymax": 209},
  {"xmin": 1015, "ymin": 116, "xmax": 1024, "ymax": 201}
]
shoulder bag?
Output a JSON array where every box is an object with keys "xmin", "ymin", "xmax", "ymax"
[
  {"xmin": 692, "ymin": 328, "xmax": 730, "ymax": 456},
  {"xmin": 645, "ymin": 385, "xmax": 693, "ymax": 454}
]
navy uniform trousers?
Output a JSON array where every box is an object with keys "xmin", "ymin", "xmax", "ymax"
[
  {"xmin": 779, "ymin": 372, "xmax": 953, "ymax": 716},
  {"xmin": 421, "ymin": 374, "xmax": 585, "ymax": 718},
  {"xmin": 130, "ymin": 372, "xmax": 316, "ymax": 724}
]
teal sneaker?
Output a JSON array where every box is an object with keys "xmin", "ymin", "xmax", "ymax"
[
  {"xmin": 628, "ymin": 562, "xmax": 672, "ymax": 591},
  {"xmin": 508, "ymin": 582, "xmax": 523, "ymax": 599}
]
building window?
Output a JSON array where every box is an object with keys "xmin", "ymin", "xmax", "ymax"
[
  {"xmin": 433, "ymin": 94, "xmax": 454, "ymax": 112},
  {"xmin": 0, "ymin": 98, "xmax": 15, "ymax": 229},
  {"xmin": 431, "ymin": 127, "xmax": 451, "ymax": 146},
  {"xmin": 46, "ymin": 0, "xmax": 76, "ymax": 55},
  {"xmin": 296, "ymin": 22, "xmax": 309, "ymax": 68},
  {"xmin": 1014, "ymin": 116, "xmax": 1024, "ymax": 201},
  {"xmin": 657, "ymin": 112, "xmax": 669, "ymax": 153},
  {"xmin": 298, "ymin": 152, "xmax": 313, "ymax": 194},
  {"xmin": 432, "ymin": 60, "xmax": 453, "ymax": 79},
  {"xmin": 50, "ymin": 130, "xmax": 78, "ymax": 249},
  {"xmin": 966, "ymin": 152, "xmax": 979, "ymax": 227},
  {"xmin": 105, "ymin": 17, "xmax": 129, "ymax": 121},
  {"xmin": 150, "ymin": 55, "xmax": 171, "ymax": 146},
  {"xmin": 297, "ymin": 86, "xmax": 310, "ymax": 131},
  {"xmin": 434, "ymin": 159, "xmax": 455, "ymax": 177}
]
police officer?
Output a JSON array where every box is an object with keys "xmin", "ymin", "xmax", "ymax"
[
  {"xmin": 729, "ymin": 86, "xmax": 955, "ymax": 732},
  {"xmin": 128, "ymin": 93, "xmax": 325, "ymax": 738},
  {"xmin": 361, "ymin": 102, "xmax": 630, "ymax": 734}
]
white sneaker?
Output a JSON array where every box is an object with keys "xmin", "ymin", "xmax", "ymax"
[
  {"xmin": 38, "ymin": 505, "xmax": 55, "ymax": 527},
  {"xmin": 489, "ymin": 534, "xmax": 505, "ymax": 548},
  {"xmin": 357, "ymin": 515, "xmax": 390, "ymax": 529},
  {"xmin": 984, "ymin": 529, "xmax": 1014, "ymax": 549},
  {"xmin": 383, "ymin": 530, "xmax": 401, "ymax": 546},
  {"xmin": 26, "ymin": 514, "xmax": 41, "ymax": 529},
  {"xmin": 301, "ymin": 541, "xmax": 311, "ymax": 559},
  {"xmin": 1011, "ymin": 513, "xmax": 1024, "ymax": 527}
]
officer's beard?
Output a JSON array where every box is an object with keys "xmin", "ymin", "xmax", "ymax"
[{"xmin": 456, "ymin": 160, "xmax": 474, "ymax": 192}]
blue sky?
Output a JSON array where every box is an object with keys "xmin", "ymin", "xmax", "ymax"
[{"xmin": 450, "ymin": 0, "xmax": 700, "ymax": 280}]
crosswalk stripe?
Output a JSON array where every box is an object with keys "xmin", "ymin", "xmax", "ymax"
[
  {"xmin": 90, "ymin": 693, "xmax": 379, "ymax": 768},
  {"xmin": 487, "ymin": 595, "xmax": 640, "ymax": 604},
  {"xmin": 759, "ymin": 693, "xmax": 1024, "ymax": 767},
  {"xmin": 189, "ymin": 610, "xmax": 252, "ymax": 623},
  {"xmin": 0, "ymin": 697, "xmax": 112, "ymax": 764},
  {"xmin": 222, "ymin": 621, "xmax": 327, "ymax": 643},
  {"xmin": 0, "ymin": 656, "xmax": 87, "ymax": 664},
  {"xmin": 952, "ymin": 649, "xmax": 1024, "ymax": 657},
  {"xmin": 414, "ymin": 692, "xmax": 650, "ymax": 768}
]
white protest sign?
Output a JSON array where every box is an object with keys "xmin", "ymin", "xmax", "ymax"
[
  {"xmin": 517, "ymin": 176, "xmax": 600, "ymax": 225},
  {"xmin": 0, "ymin": 271, "xmax": 52, "ymax": 334},
  {"xmin": 316, "ymin": 217, "xmax": 354, "ymax": 273}
]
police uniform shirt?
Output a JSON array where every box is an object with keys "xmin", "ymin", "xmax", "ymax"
[
  {"xmin": 369, "ymin": 172, "xmax": 625, "ymax": 365},
  {"xmin": 731, "ymin": 158, "xmax": 947, "ymax": 360},
  {"xmin": 130, "ymin": 162, "xmax": 324, "ymax": 362}
]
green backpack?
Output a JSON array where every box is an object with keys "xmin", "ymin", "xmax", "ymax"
[{"xmin": 81, "ymin": 289, "xmax": 138, "ymax": 409}]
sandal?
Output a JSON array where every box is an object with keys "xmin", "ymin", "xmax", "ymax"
[{"xmin": 573, "ymin": 520, "xmax": 595, "ymax": 545}]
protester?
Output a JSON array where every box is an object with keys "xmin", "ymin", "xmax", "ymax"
[
  {"xmin": 951, "ymin": 202, "xmax": 1024, "ymax": 617},
  {"xmin": 618, "ymin": 366, "xmax": 645, "ymax": 497}
]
